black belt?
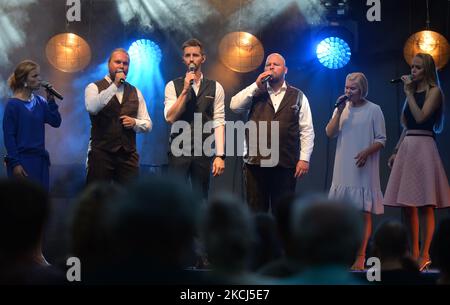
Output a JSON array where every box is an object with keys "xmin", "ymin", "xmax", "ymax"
[{"xmin": 406, "ymin": 133, "xmax": 435, "ymax": 139}]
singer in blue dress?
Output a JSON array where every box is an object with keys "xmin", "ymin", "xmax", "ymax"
[
  {"xmin": 2, "ymin": 60, "xmax": 61, "ymax": 191},
  {"xmin": 326, "ymin": 72, "xmax": 386, "ymax": 270}
]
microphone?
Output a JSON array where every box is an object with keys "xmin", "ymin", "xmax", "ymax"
[
  {"xmin": 390, "ymin": 75, "xmax": 412, "ymax": 84},
  {"xmin": 188, "ymin": 63, "xmax": 196, "ymax": 86},
  {"xmin": 116, "ymin": 69, "xmax": 125, "ymax": 84},
  {"xmin": 41, "ymin": 81, "xmax": 64, "ymax": 100},
  {"xmin": 334, "ymin": 95, "xmax": 349, "ymax": 108},
  {"xmin": 261, "ymin": 74, "xmax": 272, "ymax": 84}
]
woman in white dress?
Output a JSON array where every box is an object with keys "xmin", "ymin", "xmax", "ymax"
[{"xmin": 326, "ymin": 72, "xmax": 386, "ymax": 270}]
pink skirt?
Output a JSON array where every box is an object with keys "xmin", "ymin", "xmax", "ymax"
[{"xmin": 384, "ymin": 130, "xmax": 450, "ymax": 208}]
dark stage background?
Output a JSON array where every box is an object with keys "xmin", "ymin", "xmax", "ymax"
[{"xmin": 1, "ymin": 0, "xmax": 449, "ymax": 261}]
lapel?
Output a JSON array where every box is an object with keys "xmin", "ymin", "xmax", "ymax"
[
  {"xmin": 259, "ymin": 91, "xmax": 274, "ymax": 110},
  {"xmin": 196, "ymin": 78, "xmax": 210, "ymax": 99},
  {"xmin": 275, "ymin": 85, "xmax": 295, "ymax": 114},
  {"xmin": 121, "ymin": 83, "xmax": 131, "ymax": 105}
]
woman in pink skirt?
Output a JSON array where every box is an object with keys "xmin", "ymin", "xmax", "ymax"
[{"xmin": 384, "ymin": 53, "xmax": 449, "ymax": 271}]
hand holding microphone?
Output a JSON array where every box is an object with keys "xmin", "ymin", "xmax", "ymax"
[
  {"xmin": 41, "ymin": 81, "xmax": 64, "ymax": 100},
  {"xmin": 390, "ymin": 75, "xmax": 412, "ymax": 84},
  {"xmin": 114, "ymin": 69, "xmax": 126, "ymax": 86},
  {"xmin": 256, "ymin": 72, "xmax": 273, "ymax": 91},
  {"xmin": 183, "ymin": 63, "xmax": 196, "ymax": 91},
  {"xmin": 188, "ymin": 63, "xmax": 196, "ymax": 86},
  {"xmin": 261, "ymin": 74, "xmax": 272, "ymax": 84},
  {"xmin": 335, "ymin": 94, "xmax": 350, "ymax": 110}
]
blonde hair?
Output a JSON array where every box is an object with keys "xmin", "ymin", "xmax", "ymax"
[
  {"xmin": 416, "ymin": 53, "xmax": 444, "ymax": 133},
  {"xmin": 415, "ymin": 53, "xmax": 439, "ymax": 87},
  {"xmin": 7, "ymin": 60, "xmax": 39, "ymax": 92},
  {"xmin": 401, "ymin": 53, "xmax": 445, "ymax": 133},
  {"xmin": 346, "ymin": 72, "xmax": 368, "ymax": 98}
]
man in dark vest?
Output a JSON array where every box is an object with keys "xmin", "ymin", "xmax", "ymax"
[
  {"xmin": 85, "ymin": 48, "xmax": 152, "ymax": 185},
  {"xmin": 230, "ymin": 53, "xmax": 314, "ymax": 213},
  {"xmin": 164, "ymin": 39, "xmax": 225, "ymax": 200}
]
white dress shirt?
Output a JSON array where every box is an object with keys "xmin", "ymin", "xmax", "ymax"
[
  {"xmin": 230, "ymin": 81, "xmax": 315, "ymax": 162},
  {"xmin": 164, "ymin": 73, "xmax": 225, "ymax": 128},
  {"xmin": 85, "ymin": 75, "xmax": 152, "ymax": 133}
]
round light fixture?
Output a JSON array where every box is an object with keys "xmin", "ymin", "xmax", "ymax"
[
  {"xmin": 45, "ymin": 33, "xmax": 91, "ymax": 73},
  {"xmin": 218, "ymin": 32, "xmax": 264, "ymax": 73},
  {"xmin": 403, "ymin": 30, "xmax": 450, "ymax": 70}
]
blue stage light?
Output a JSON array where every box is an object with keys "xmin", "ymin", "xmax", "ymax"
[
  {"xmin": 128, "ymin": 39, "xmax": 162, "ymax": 65},
  {"xmin": 316, "ymin": 36, "xmax": 351, "ymax": 69},
  {"xmin": 126, "ymin": 39, "xmax": 167, "ymax": 166}
]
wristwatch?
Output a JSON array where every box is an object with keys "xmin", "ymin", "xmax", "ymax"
[{"xmin": 215, "ymin": 155, "xmax": 225, "ymax": 160}]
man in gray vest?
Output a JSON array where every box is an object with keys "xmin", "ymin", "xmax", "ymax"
[
  {"xmin": 164, "ymin": 39, "xmax": 225, "ymax": 200},
  {"xmin": 230, "ymin": 53, "xmax": 314, "ymax": 213},
  {"xmin": 85, "ymin": 48, "xmax": 152, "ymax": 185}
]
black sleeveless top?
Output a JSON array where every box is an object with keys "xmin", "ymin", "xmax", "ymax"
[{"xmin": 404, "ymin": 91, "xmax": 437, "ymax": 132}]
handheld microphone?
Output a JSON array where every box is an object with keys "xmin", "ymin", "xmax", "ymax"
[
  {"xmin": 188, "ymin": 63, "xmax": 196, "ymax": 86},
  {"xmin": 390, "ymin": 75, "xmax": 412, "ymax": 84},
  {"xmin": 261, "ymin": 74, "xmax": 272, "ymax": 84},
  {"xmin": 41, "ymin": 81, "xmax": 64, "ymax": 100},
  {"xmin": 116, "ymin": 69, "xmax": 125, "ymax": 84},
  {"xmin": 334, "ymin": 95, "xmax": 349, "ymax": 108}
]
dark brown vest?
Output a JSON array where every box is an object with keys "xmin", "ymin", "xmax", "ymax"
[
  {"xmin": 170, "ymin": 77, "xmax": 216, "ymax": 154},
  {"xmin": 89, "ymin": 79, "xmax": 139, "ymax": 152},
  {"xmin": 245, "ymin": 85, "xmax": 303, "ymax": 168}
]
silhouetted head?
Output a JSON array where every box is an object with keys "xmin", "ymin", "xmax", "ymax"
[
  {"xmin": 291, "ymin": 194, "xmax": 363, "ymax": 267},
  {"xmin": 201, "ymin": 193, "xmax": 255, "ymax": 273},
  {"xmin": 104, "ymin": 175, "xmax": 201, "ymax": 268},
  {"xmin": 70, "ymin": 182, "xmax": 123, "ymax": 270},
  {"xmin": 0, "ymin": 179, "xmax": 49, "ymax": 258},
  {"xmin": 372, "ymin": 220, "xmax": 409, "ymax": 260}
]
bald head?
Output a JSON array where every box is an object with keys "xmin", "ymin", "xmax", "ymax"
[
  {"xmin": 264, "ymin": 53, "xmax": 288, "ymax": 84},
  {"xmin": 266, "ymin": 53, "xmax": 286, "ymax": 66}
]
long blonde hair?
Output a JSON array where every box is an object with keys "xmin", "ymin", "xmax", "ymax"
[{"xmin": 401, "ymin": 53, "xmax": 445, "ymax": 133}]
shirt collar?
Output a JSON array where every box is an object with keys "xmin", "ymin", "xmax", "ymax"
[
  {"xmin": 194, "ymin": 73, "xmax": 204, "ymax": 85},
  {"xmin": 267, "ymin": 81, "xmax": 287, "ymax": 95}
]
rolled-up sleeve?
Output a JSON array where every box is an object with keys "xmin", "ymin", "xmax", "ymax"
[
  {"xmin": 298, "ymin": 94, "xmax": 315, "ymax": 162},
  {"xmin": 85, "ymin": 82, "xmax": 118, "ymax": 115},
  {"xmin": 133, "ymin": 88, "xmax": 152, "ymax": 133},
  {"xmin": 163, "ymin": 81, "xmax": 176, "ymax": 121},
  {"xmin": 213, "ymin": 82, "xmax": 225, "ymax": 128},
  {"xmin": 230, "ymin": 82, "xmax": 259, "ymax": 113}
]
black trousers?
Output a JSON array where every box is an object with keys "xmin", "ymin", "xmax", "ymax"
[
  {"xmin": 86, "ymin": 147, "xmax": 139, "ymax": 185},
  {"xmin": 168, "ymin": 154, "xmax": 212, "ymax": 200},
  {"xmin": 244, "ymin": 163, "xmax": 296, "ymax": 214}
]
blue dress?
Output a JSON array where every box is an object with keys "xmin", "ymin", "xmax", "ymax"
[{"xmin": 2, "ymin": 95, "xmax": 61, "ymax": 191}]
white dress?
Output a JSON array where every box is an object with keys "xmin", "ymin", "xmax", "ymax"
[{"xmin": 328, "ymin": 101, "xmax": 386, "ymax": 214}]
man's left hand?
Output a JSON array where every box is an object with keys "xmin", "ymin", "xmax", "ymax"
[
  {"xmin": 294, "ymin": 160, "xmax": 309, "ymax": 178},
  {"xmin": 212, "ymin": 157, "xmax": 225, "ymax": 177},
  {"xmin": 120, "ymin": 115, "xmax": 136, "ymax": 129}
]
